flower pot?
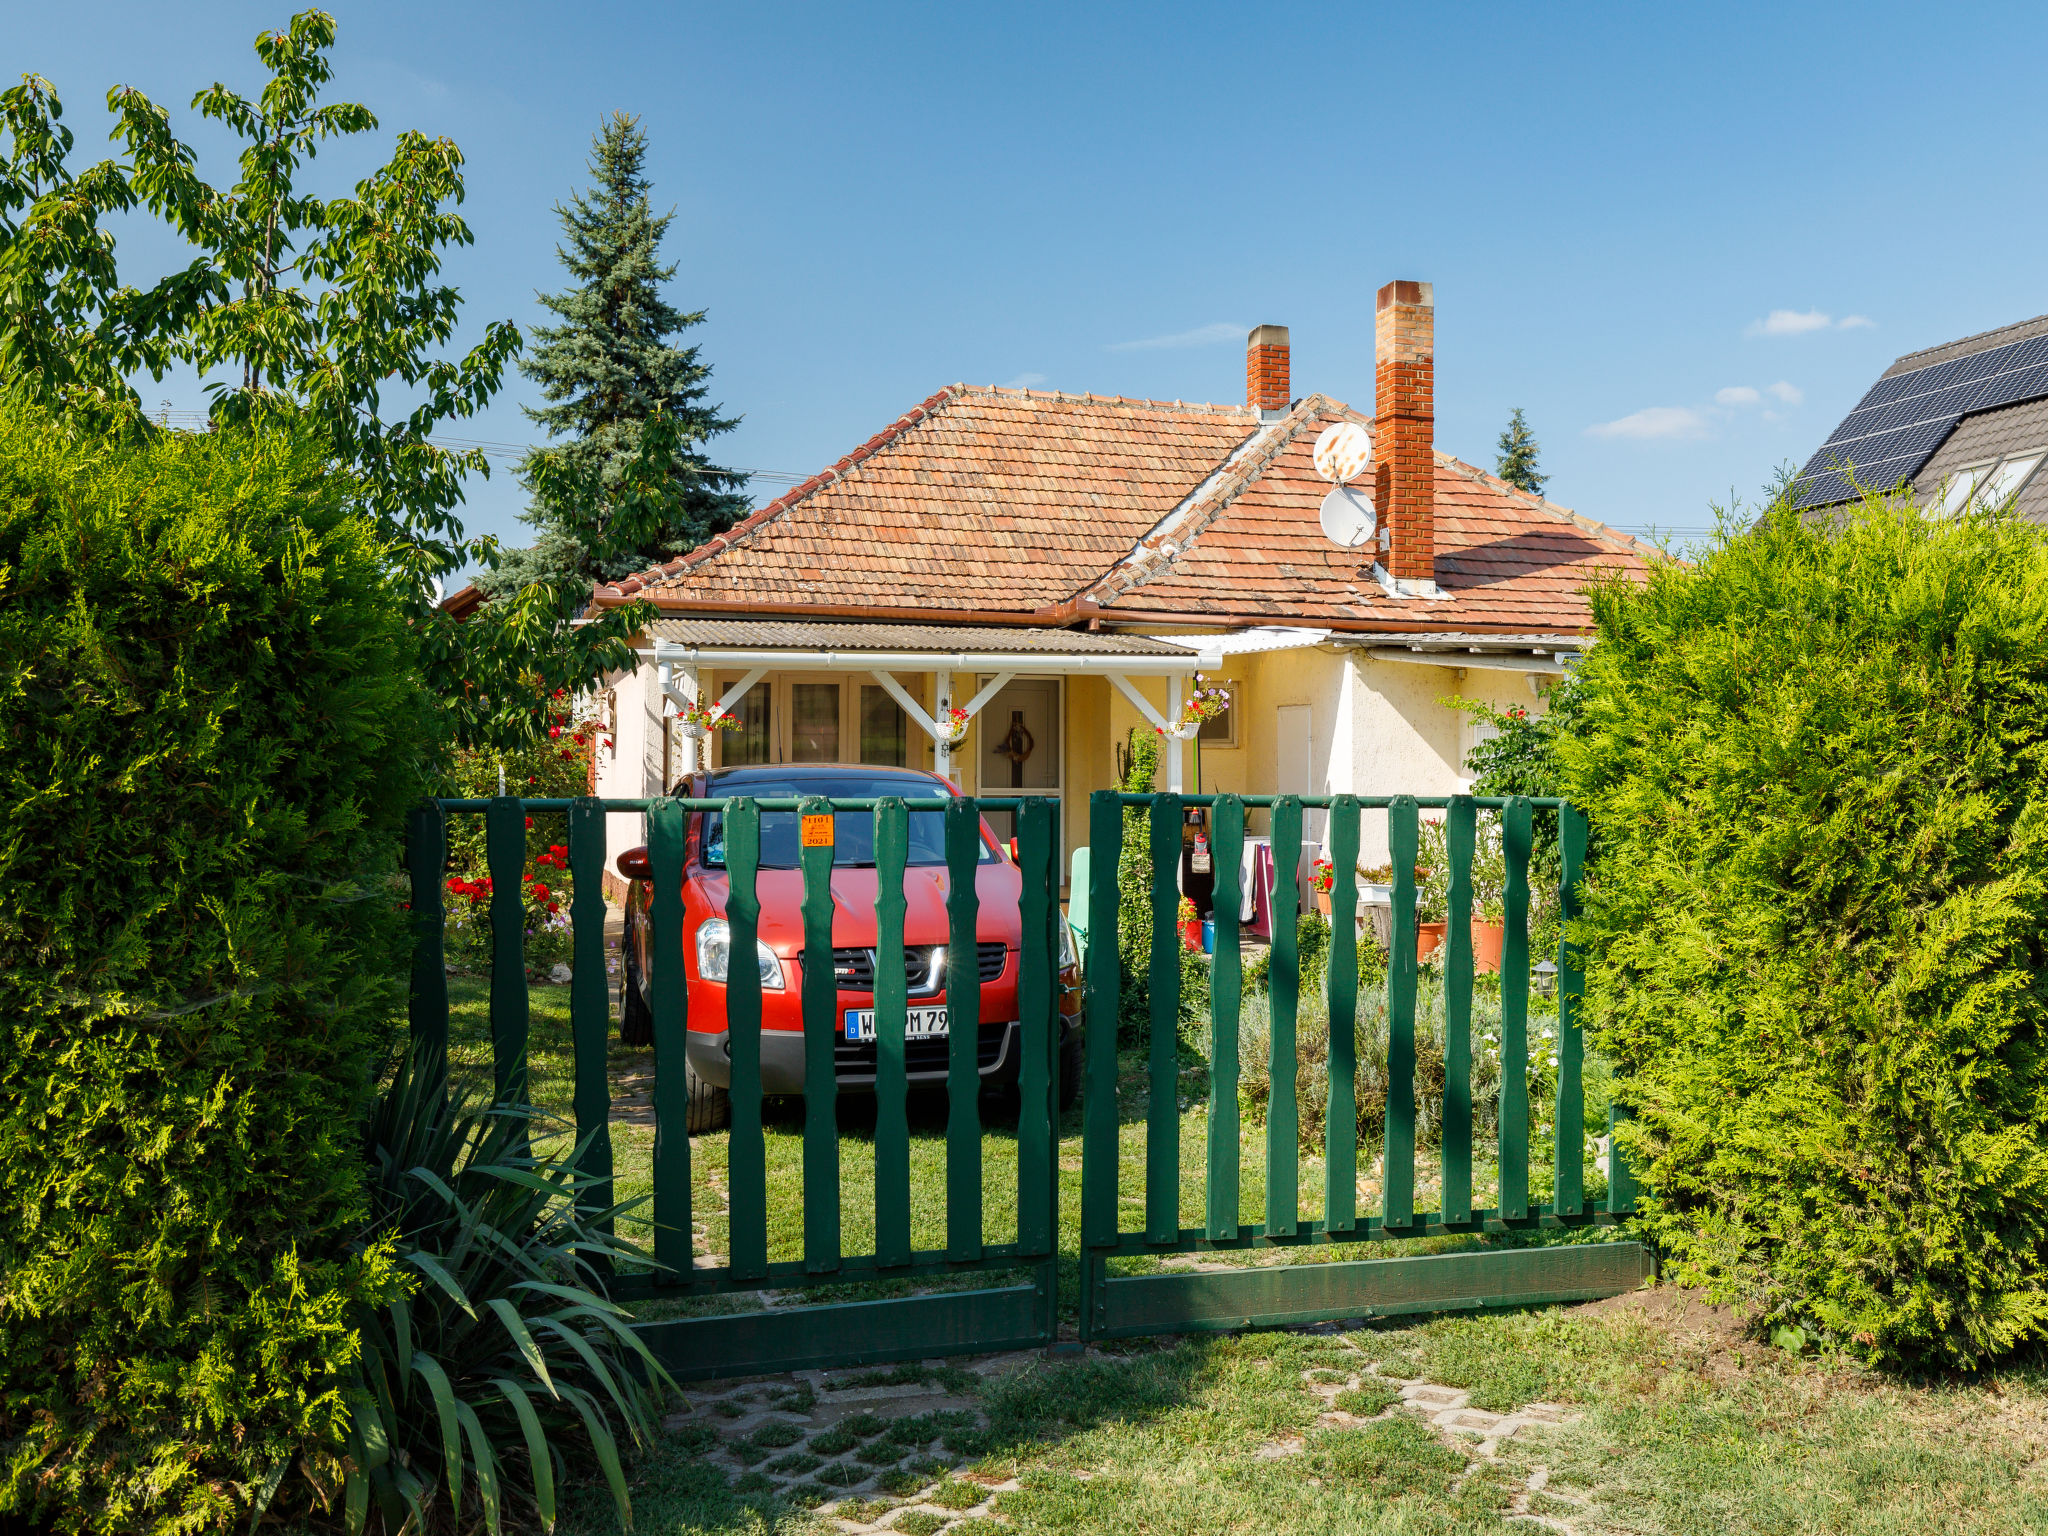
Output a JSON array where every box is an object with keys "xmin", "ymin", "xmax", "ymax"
[
  {"xmin": 1471, "ymin": 919, "xmax": 1506, "ymax": 974},
  {"xmin": 1416, "ymin": 921, "xmax": 1448, "ymax": 963},
  {"xmin": 1201, "ymin": 919, "xmax": 1215, "ymax": 954},
  {"xmin": 1179, "ymin": 917, "xmax": 1204, "ymax": 951},
  {"xmin": 1314, "ymin": 889, "xmax": 1332, "ymax": 915}
]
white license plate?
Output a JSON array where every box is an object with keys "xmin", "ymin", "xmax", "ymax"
[{"xmin": 844, "ymin": 1006, "xmax": 948, "ymax": 1042}]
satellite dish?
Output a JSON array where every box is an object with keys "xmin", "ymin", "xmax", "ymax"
[
  {"xmin": 1319, "ymin": 483, "xmax": 1376, "ymax": 548},
  {"xmin": 1313, "ymin": 421, "xmax": 1372, "ymax": 484}
]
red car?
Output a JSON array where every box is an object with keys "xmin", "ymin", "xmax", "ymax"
[{"xmin": 616, "ymin": 765, "xmax": 1084, "ymax": 1130}]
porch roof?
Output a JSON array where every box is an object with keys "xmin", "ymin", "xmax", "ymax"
[{"xmin": 644, "ymin": 616, "xmax": 1215, "ymax": 674}]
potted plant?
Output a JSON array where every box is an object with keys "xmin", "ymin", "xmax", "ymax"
[
  {"xmin": 1469, "ymin": 821, "xmax": 1508, "ymax": 973},
  {"xmin": 1178, "ymin": 894, "xmax": 1204, "ymax": 952},
  {"xmin": 1310, "ymin": 857, "xmax": 1335, "ymax": 915},
  {"xmin": 1415, "ymin": 819, "xmax": 1452, "ymax": 961}
]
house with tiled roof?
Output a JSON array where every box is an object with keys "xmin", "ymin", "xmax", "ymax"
[{"xmin": 587, "ymin": 280, "xmax": 1651, "ymax": 889}]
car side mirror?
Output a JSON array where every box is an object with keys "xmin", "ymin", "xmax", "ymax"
[{"xmin": 617, "ymin": 845, "xmax": 651, "ymax": 881}]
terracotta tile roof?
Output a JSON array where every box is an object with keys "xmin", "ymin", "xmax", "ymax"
[{"xmin": 597, "ymin": 386, "xmax": 1653, "ymax": 635}]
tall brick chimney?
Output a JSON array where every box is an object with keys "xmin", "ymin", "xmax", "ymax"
[
  {"xmin": 1247, "ymin": 324, "xmax": 1291, "ymax": 420},
  {"xmin": 1374, "ymin": 280, "xmax": 1437, "ymax": 594}
]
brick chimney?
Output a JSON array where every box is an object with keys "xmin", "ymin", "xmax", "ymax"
[
  {"xmin": 1374, "ymin": 280, "xmax": 1437, "ymax": 594},
  {"xmin": 1247, "ymin": 324, "xmax": 1291, "ymax": 420}
]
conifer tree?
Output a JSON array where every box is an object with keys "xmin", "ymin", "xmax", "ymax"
[
  {"xmin": 481, "ymin": 113, "xmax": 748, "ymax": 593},
  {"xmin": 1495, "ymin": 407, "xmax": 1548, "ymax": 495}
]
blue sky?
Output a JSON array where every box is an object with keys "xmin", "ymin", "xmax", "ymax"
[{"xmin": 16, "ymin": 2, "xmax": 2048, "ymax": 552}]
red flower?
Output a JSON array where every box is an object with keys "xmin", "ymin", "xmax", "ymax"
[
  {"xmin": 525, "ymin": 816, "xmax": 534, "ymax": 829},
  {"xmin": 547, "ymin": 901, "xmax": 560, "ymax": 913},
  {"xmin": 532, "ymin": 882, "xmax": 550, "ymax": 900},
  {"xmin": 549, "ymin": 725, "xmax": 562, "ymax": 739}
]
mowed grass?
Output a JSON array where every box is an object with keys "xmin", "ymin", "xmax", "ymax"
[{"xmin": 446, "ymin": 979, "xmax": 2048, "ymax": 1535}]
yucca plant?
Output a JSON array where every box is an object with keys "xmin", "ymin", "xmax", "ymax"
[{"xmin": 335, "ymin": 1047, "xmax": 674, "ymax": 1533}]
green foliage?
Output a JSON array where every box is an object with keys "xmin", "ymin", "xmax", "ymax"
[
  {"xmin": 1114, "ymin": 728, "xmax": 1159, "ymax": 1041},
  {"xmin": 478, "ymin": 112, "xmax": 749, "ymax": 593},
  {"xmin": 1559, "ymin": 491, "xmax": 2048, "ymax": 1368},
  {"xmin": 344, "ymin": 1046, "xmax": 672, "ymax": 1534},
  {"xmin": 0, "ymin": 404, "xmax": 428, "ymax": 1530},
  {"xmin": 1494, "ymin": 406, "xmax": 1547, "ymax": 495},
  {"xmin": 1450, "ymin": 675, "xmax": 1586, "ymax": 941},
  {"xmin": 0, "ymin": 12, "xmax": 654, "ymax": 750}
]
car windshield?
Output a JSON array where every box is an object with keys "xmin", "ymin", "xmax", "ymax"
[{"xmin": 697, "ymin": 775, "xmax": 994, "ymax": 869}]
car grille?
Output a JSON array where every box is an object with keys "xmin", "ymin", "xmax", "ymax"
[
  {"xmin": 834, "ymin": 1020, "xmax": 1012, "ymax": 1079},
  {"xmin": 805, "ymin": 942, "xmax": 1007, "ymax": 993}
]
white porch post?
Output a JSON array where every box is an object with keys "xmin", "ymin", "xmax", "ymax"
[
  {"xmin": 1165, "ymin": 674, "xmax": 1186, "ymax": 793},
  {"xmin": 675, "ymin": 663, "xmax": 701, "ymax": 778},
  {"xmin": 933, "ymin": 671, "xmax": 953, "ymax": 781}
]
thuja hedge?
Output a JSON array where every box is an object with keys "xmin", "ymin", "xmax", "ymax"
[
  {"xmin": 0, "ymin": 407, "xmax": 431, "ymax": 1529},
  {"xmin": 1561, "ymin": 494, "xmax": 2048, "ymax": 1368}
]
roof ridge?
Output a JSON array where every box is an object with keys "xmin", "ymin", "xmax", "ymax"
[
  {"xmin": 1884, "ymin": 311, "xmax": 2048, "ymax": 378},
  {"xmin": 1435, "ymin": 453, "xmax": 1665, "ymax": 560},
  {"xmin": 955, "ymin": 383, "xmax": 1253, "ymax": 417},
  {"xmin": 1077, "ymin": 394, "xmax": 1357, "ymax": 608},
  {"xmin": 596, "ymin": 384, "xmax": 969, "ymax": 601}
]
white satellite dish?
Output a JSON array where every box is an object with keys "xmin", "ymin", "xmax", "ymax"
[
  {"xmin": 1313, "ymin": 421, "xmax": 1372, "ymax": 484},
  {"xmin": 1319, "ymin": 483, "xmax": 1376, "ymax": 548}
]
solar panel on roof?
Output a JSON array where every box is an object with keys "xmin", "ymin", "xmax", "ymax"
[{"xmin": 1792, "ymin": 327, "xmax": 2048, "ymax": 508}]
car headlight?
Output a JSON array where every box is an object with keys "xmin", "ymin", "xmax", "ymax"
[{"xmin": 695, "ymin": 919, "xmax": 785, "ymax": 990}]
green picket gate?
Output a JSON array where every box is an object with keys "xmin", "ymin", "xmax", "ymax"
[{"xmin": 404, "ymin": 788, "xmax": 1647, "ymax": 1383}]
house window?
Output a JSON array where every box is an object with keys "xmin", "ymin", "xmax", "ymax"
[
  {"xmin": 1934, "ymin": 452, "xmax": 2043, "ymax": 515},
  {"xmin": 1463, "ymin": 711, "xmax": 1501, "ymax": 771},
  {"xmin": 790, "ymin": 682, "xmax": 841, "ymax": 763},
  {"xmin": 719, "ymin": 684, "xmax": 772, "ymax": 767},
  {"xmin": 859, "ymin": 684, "xmax": 908, "ymax": 767},
  {"xmin": 1196, "ymin": 676, "xmax": 1239, "ymax": 748}
]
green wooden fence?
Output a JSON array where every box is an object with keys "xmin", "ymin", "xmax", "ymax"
[{"xmin": 405, "ymin": 788, "xmax": 1647, "ymax": 1382}]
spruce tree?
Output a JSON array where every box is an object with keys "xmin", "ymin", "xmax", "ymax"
[
  {"xmin": 1495, "ymin": 407, "xmax": 1548, "ymax": 495},
  {"xmin": 480, "ymin": 113, "xmax": 749, "ymax": 593}
]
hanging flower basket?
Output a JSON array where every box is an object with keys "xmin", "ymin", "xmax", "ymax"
[
  {"xmin": 936, "ymin": 705, "xmax": 972, "ymax": 746},
  {"xmin": 1156, "ymin": 673, "xmax": 1231, "ymax": 740},
  {"xmin": 676, "ymin": 700, "xmax": 740, "ymax": 738}
]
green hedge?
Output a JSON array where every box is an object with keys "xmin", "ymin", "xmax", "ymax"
[
  {"xmin": 1561, "ymin": 495, "xmax": 2048, "ymax": 1368},
  {"xmin": 0, "ymin": 408, "xmax": 431, "ymax": 1529}
]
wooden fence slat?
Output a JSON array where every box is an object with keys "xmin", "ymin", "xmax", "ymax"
[
  {"xmin": 648, "ymin": 799, "xmax": 692, "ymax": 1277},
  {"xmin": 1207, "ymin": 795, "xmax": 1245, "ymax": 1242},
  {"xmin": 1266, "ymin": 796, "xmax": 1302, "ymax": 1239},
  {"xmin": 485, "ymin": 795, "xmax": 530, "ymax": 1107},
  {"xmin": 406, "ymin": 800, "xmax": 448, "ymax": 1089},
  {"xmin": 1441, "ymin": 797, "xmax": 1476, "ymax": 1226},
  {"xmin": 1383, "ymin": 797, "xmax": 1418, "ymax": 1231},
  {"xmin": 872, "ymin": 798, "xmax": 912, "ymax": 1268},
  {"xmin": 567, "ymin": 798, "xmax": 614, "ymax": 1238},
  {"xmin": 1081, "ymin": 792, "xmax": 1123, "ymax": 1249},
  {"xmin": 1554, "ymin": 803, "xmax": 1588, "ymax": 1217},
  {"xmin": 1016, "ymin": 797, "xmax": 1056, "ymax": 1256},
  {"xmin": 798, "ymin": 794, "xmax": 842, "ymax": 1274},
  {"xmin": 725, "ymin": 799, "xmax": 768, "ymax": 1281},
  {"xmin": 944, "ymin": 798, "xmax": 984, "ymax": 1263},
  {"xmin": 1498, "ymin": 797, "xmax": 1533, "ymax": 1222},
  {"xmin": 1325, "ymin": 796, "xmax": 1361, "ymax": 1236},
  {"xmin": 1146, "ymin": 794, "xmax": 1183, "ymax": 1245}
]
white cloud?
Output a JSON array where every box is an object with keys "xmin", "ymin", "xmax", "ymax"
[
  {"xmin": 1108, "ymin": 321, "xmax": 1245, "ymax": 352},
  {"xmin": 1002, "ymin": 371, "xmax": 1048, "ymax": 390},
  {"xmin": 1715, "ymin": 385, "xmax": 1761, "ymax": 406},
  {"xmin": 1838, "ymin": 315, "xmax": 1876, "ymax": 330},
  {"xmin": 1586, "ymin": 406, "xmax": 1713, "ymax": 441},
  {"xmin": 1766, "ymin": 380, "xmax": 1803, "ymax": 405},
  {"xmin": 1749, "ymin": 308, "xmax": 1835, "ymax": 337}
]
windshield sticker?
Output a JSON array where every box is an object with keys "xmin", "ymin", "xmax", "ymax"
[{"xmin": 800, "ymin": 813, "xmax": 835, "ymax": 848}]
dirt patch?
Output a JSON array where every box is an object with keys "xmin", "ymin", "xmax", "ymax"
[{"xmin": 1571, "ymin": 1283, "xmax": 1776, "ymax": 1385}]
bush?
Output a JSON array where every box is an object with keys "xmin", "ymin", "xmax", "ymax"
[
  {"xmin": 0, "ymin": 408, "xmax": 433, "ymax": 1527},
  {"xmin": 1560, "ymin": 493, "xmax": 2048, "ymax": 1368},
  {"xmin": 1114, "ymin": 728, "xmax": 1160, "ymax": 1042}
]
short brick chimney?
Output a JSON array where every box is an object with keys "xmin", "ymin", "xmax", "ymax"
[
  {"xmin": 1247, "ymin": 324, "xmax": 1291, "ymax": 420},
  {"xmin": 1374, "ymin": 280, "xmax": 1437, "ymax": 595}
]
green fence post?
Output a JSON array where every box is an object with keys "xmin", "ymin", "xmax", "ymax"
[
  {"xmin": 1498, "ymin": 796, "xmax": 1533, "ymax": 1222},
  {"xmin": 1606, "ymin": 1102, "xmax": 1636, "ymax": 1215},
  {"xmin": 798, "ymin": 794, "xmax": 842, "ymax": 1274},
  {"xmin": 485, "ymin": 796, "xmax": 530, "ymax": 1108},
  {"xmin": 1325, "ymin": 796, "xmax": 1361, "ymax": 1236},
  {"xmin": 1146, "ymin": 793, "xmax": 1182, "ymax": 1245},
  {"xmin": 726, "ymin": 798, "xmax": 768, "ymax": 1282},
  {"xmin": 944, "ymin": 797, "xmax": 984, "ymax": 1264},
  {"xmin": 1441, "ymin": 797, "xmax": 1476, "ymax": 1226},
  {"xmin": 1266, "ymin": 796, "xmax": 1302, "ymax": 1239},
  {"xmin": 1207, "ymin": 795, "xmax": 1245, "ymax": 1242},
  {"xmin": 568, "ymin": 798, "xmax": 615, "ymax": 1238},
  {"xmin": 648, "ymin": 798, "xmax": 693, "ymax": 1278},
  {"xmin": 1554, "ymin": 802, "xmax": 1588, "ymax": 1218},
  {"xmin": 873, "ymin": 798, "xmax": 912, "ymax": 1268},
  {"xmin": 1081, "ymin": 791, "xmax": 1122, "ymax": 1252},
  {"xmin": 1016, "ymin": 797, "xmax": 1056, "ymax": 1257},
  {"xmin": 406, "ymin": 799, "xmax": 448, "ymax": 1088},
  {"xmin": 1383, "ymin": 797, "xmax": 1419, "ymax": 1231}
]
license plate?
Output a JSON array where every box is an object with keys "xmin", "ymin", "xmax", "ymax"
[{"xmin": 844, "ymin": 1006, "xmax": 948, "ymax": 1042}]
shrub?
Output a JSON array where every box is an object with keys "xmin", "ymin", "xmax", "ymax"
[
  {"xmin": 1560, "ymin": 493, "xmax": 2048, "ymax": 1368},
  {"xmin": 0, "ymin": 408, "xmax": 432, "ymax": 1528},
  {"xmin": 1114, "ymin": 728, "xmax": 1160, "ymax": 1042}
]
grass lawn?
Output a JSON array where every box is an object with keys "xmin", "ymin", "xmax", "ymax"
[{"xmin": 444, "ymin": 978, "xmax": 2048, "ymax": 1534}]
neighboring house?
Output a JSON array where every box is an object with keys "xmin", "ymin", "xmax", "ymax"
[
  {"xmin": 585, "ymin": 279, "xmax": 1652, "ymax": 893},
  {"xmin": 1792, "ymin": 311, "xmax": 2048, "ymax": 518}
]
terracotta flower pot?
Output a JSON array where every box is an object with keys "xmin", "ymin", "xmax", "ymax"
[
  {"xmin": 1416, "ymin": 921, "xmax": 1448, "ymax": 963},
  {"xmin": 1314, "ymin": 889, "xmax": 1332, "ymax": 915},
  {"xmin": 1471, "ymin": 919, "xmax": 1506, "ymax": 974}
]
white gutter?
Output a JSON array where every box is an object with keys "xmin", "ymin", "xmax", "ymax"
[
  {"xmin": 648, "ymin": 641, "xmax": 1223, "ymax": 674},
  {"xmin": 1361, "ymin": 646, "xmax": 1572, "ymax": 674}
]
